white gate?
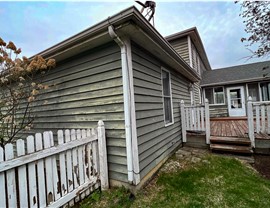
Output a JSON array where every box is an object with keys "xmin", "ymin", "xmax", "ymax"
[{"xmin": 180, "ymin": 99, "xmax": 210, "ymax": 144}]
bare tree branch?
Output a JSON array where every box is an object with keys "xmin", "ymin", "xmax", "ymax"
[{"xmin": 237, "ymin": 1, "xmax": 270, "ymax": 58}]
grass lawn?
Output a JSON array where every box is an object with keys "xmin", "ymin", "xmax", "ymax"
[{"xmin": 80, "ymin": 154, "xmax": 270, "ymax": 208}]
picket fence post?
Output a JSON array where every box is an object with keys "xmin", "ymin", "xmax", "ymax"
[
  {"xmin": 97, "ymin": 120, "xmax": 109, "ymax": 190},
  {"xmin": 0, "ymin": 147, "xmax": 6, "ymax": 208}
]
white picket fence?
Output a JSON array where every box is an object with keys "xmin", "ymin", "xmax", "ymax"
[
  {"xmin": 0, "ymin": 120, "xmax": 108, "ymax": 208},
  {"xmin": 180, "ymin": 99, "xmax": 210, "ymax": 144},
  {"xmin": 247, "ymin": 97, "xmax": 270, "ymax": 148}
]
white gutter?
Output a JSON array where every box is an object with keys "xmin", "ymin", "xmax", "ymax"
[{"xmin": 108, "ymin": 25, "xmax": 134, "ymax": 184}]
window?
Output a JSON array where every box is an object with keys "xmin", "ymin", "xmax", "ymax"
[
  {"xmin": 248, "ymin": 83, "xmax": 259, "ymax": 101},
  {"xmin": 204, "ymin": 87, "xmax": 225, "ymax": 105},
  {"xmin": 260, "ymin": 82, "xmax": 270, "ymax": 101},
  {"xmin": 161, "ymin": 69, "xmax": 173, "ymax": 125}
]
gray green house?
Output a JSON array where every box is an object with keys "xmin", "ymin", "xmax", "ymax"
[
  {"xmin": 28, "ymin": 4, "xmax": 269, "ymax": 188},
  {"xmin": 30, "ymin": 6, "xmax": 203, "ymax": 188}
]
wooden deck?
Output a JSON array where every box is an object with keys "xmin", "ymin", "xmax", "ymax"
[{"xmin": 210, "ymin": 118, "xmax": 270, "ymax": 139}]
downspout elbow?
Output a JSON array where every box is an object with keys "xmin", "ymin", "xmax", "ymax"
[{"xmin": 108, "ymin": 25, "xmax": 125, "ymax": 49}]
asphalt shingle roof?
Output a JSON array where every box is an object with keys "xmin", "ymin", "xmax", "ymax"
[{"xmin": 201, "ymin": 60, "xmax": 270, "ymax": 86}]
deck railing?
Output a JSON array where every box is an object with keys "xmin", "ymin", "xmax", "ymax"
[
  {"xmin": 180, "ymin": 99, "xmax": 210, "ymax": 144},
  {"xmin": 247, "ymin": 96, "xmax": 270, "ymax": 148}
]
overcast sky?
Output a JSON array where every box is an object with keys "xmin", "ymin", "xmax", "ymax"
[{"xmin": 0, "ymin": 1, "xmax": 269, "ymax": 69}]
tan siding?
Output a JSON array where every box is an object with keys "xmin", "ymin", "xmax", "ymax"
[
  {"xmin": 168, "ymin": 37, "xmax": 189, "ymax": 64},
  {"xmin": 25, "ymin": 42, "xmax": 128, "ymax": 183},
  {"xmin": 132, "ymin": 43, "xmax": 191, "ymax": 180}
]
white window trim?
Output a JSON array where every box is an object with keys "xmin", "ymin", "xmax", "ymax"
[
  {"xmin": 258, "ymin": 82, "xmax": 262, "ymax": 101},
  {"xmin": 204, "ymin": 86, "xmax": 225, "ymax": 106},
  {"xmin": 247, "ymin": 83, "xmax": 260, "ymax": 101},
  {"xmin": 161, "ymin": 67, "xmax": 174, "ymax": 127},
  {"xmin": 196, "ymin": 55, "xmax": 201, "ymax": 75},
  {"xmin": 259, "ymin": 81, "xmax": 270, "ymax": 101},
  {"xmin": 246, "ymin": 83, "xmax": 249, "ymax": 100}
]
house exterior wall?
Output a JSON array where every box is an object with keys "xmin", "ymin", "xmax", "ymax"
[
  {"xmin": 168, "ymin": 37, "xmax": 204, "ymax": 104},
  {"xmin": 206, "ymin": 83, "xmax": 251, "ymax": 117},
  {"xmin": 190, "ymin": 40, "xmax": 208, "ymax": 104},
  {"xmin": 28, "ymin": 42, "xmax": 129, "ymax": 183},
  {"xmin": 193, "ymin": 82, "xmax": 201, "ymax": 104},
  {"xmin": 209, "ymin": 105, "xmax": 228, "ymax": 117},
  {"xmin": 190, "ymin": 41, "xmax": 207, "ymax": 75},
  {"xmin": 168, "ymin": 37, "xmax": 190, "ymax": 65},
  {"xmin": 131, "ymin": 43, "xmax": 191, "ymax": 180}
]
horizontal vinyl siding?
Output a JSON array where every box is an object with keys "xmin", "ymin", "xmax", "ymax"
[
  {"xmin": 25, "ymin": 42, "xmax": 128, "ymax": 183},
  {"xmin": 193, "ymin": 82, "xmax": 201, "ymax": 104},
  {"xmin": 168, "ymin": 37, "xmax": 189, "ymax": 64},
  {"xmin": 132, "ymin": 43, "xmax": 191, "ymax": 180},
  {"xmin": 209, "ymin": 105, "xmax": 228, "ymax": 117}
]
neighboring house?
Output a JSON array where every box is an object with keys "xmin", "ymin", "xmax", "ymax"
[
  {"xmin": 29, "ymin": 6, "xmax": 201, "ymax": 188},
  {"xmin": 201, "ymin": 61, "xmax": 270, "ymax": 117}
]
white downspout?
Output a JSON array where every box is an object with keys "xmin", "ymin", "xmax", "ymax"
[{"xmin": 108, "ymin": 25, "xmax": 134, "ymax": 184}]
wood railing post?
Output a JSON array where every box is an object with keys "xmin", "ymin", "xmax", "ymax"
[
  {"xmin": 205, "ymin": 99, "xmax": 210, "ymax": 144},
  {"xmin": 180, "ymin": 100, "xmax": 187, "ymax": 143},
  {"xmin": 247, "ymin": 96, "xmax": 255, "ymax": 148},
  {"xmin": 97, "ymin": 120, "xmax": 109, "ymax": 190}
]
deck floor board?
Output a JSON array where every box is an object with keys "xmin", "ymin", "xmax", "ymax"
[{"xmin": 210, "ymin": 119, "xmax": 270, "ymax": 139}]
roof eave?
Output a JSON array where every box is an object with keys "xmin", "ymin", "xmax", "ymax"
[
  {"xmin": 201, "ymin": 77, "xmax": 270, "ymax": 87},
  {"xmin": 125, "ymin": 10, "xmax": 200, "ymax": 82},
  {"xmin": 33, "ymin": 6, "xmax": 199, "ymax": 82}
]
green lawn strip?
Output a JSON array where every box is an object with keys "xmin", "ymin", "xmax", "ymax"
[
  {"xmin": 79, "ymin": 155, "xmax": 270, "ymax": 208},
  {"xmin": 80, "ymin": 186, "xmax": 134, "ymax": 208},
  {"xmin": 151, "ymin": 155, "xmax": 270, "ymax": 208}
]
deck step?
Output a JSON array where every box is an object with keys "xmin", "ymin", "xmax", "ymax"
[
  {"xmin": 210, "ymin": 144, "xmax": 253, "ymax": 154},
  {"xmin": 210, "ymin": 136, "xmax": 251, "ymax": 146}
]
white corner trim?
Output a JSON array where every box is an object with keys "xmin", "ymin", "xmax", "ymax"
[{"xmin": 188, "ymin": 36, "xmax": 193, "ymax": 68}]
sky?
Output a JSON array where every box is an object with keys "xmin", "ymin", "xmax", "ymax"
[{"xmin": 0, "ymin": 1, "xmax": 269, "ymax": 69}]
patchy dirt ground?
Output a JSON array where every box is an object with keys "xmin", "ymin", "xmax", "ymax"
[{"xmin": 253, "ymin": 154, "xmax": 270, "ymax": 179}]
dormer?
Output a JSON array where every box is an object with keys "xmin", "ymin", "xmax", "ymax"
[{"xmin": 166, "ymin": 27, "xmax": 211, "ymax": 76}]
